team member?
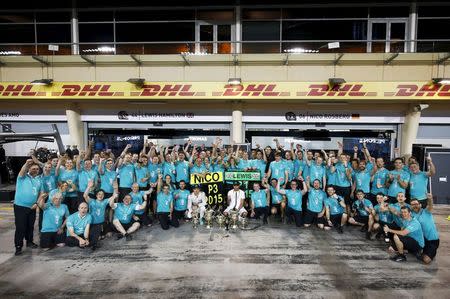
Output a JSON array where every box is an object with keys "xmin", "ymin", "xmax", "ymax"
[
  {"xmin": 409, "ymin": 157, "xmax": 435, "ymax": 208},
  {"xmin": 161, "ymin": 146, "xmax": 176, "ymax": 182},
  {"xmin": 304, "ymin": 179, "xmax": 327, "ymax": 229},
  {"xmin": 351, "ymin": 160, "xmax": 371, "ymax": 200},
  {"xmin": 187, "ymin": 185, "xmax": 207, "ymax": 222},
  {"xmin": 388, "ymin": 192, "xmax": 410, "ymax": 231},
  {"xmin": 372, "ymin": 193, "xmax": 393, "ymax": 243},
  {"xmin": 84, "ymin": 181, "xmax": 118, "ymax": 250},
  {"xmin": 173, "ymin": 180, "xmax": 190, "ymax": 222},
  {"xmin": 411, "ymin": 194, "xmax": 440, "ymax": 264},
  {"xmin": 349, "ymin": 190, "xmax": 375, "ymax": 239},
  {"xmin": 307, "ymin": 156, "xmax": 326, "ymax": 189},
  {"xmin": 37, "ymin": 191, "xmax": 69, "ymax": 250},
  {"xmin": 383, "ymin": 206, "xmax": 424, "ymax": 262},
  {"xmin": 99, "ymin": 158, "xmax": 117, "ymax": 198},
  {"xmin": 13, "ymin": 159, "xmax": 43, "ymax": 255},
  {"xmin": 175, "ymin": 151, "xmax": 190, "ymax": 187},
  {"xmin": 129, "ymin": 183, "xmax": 153, "ymax": 226},
  {"xmin": 156, "ymin": 173, "xmax": 178, "ymax": 230},
  {"xmin": 369, "ymin": 157, "xmax": 389, "ymax": 205},
  {"xmin": 324, "ymin": 186, "xmax": 347, "ymax": 233},
  {"xmin": 77, "ymin": 152, "xmax": 99, "ymax": 208},
  {"xmin": 117, "ymin": 148, "xmax": 136, "ymax": 202},
  {"xmin": 250, "ymin": 182, "xmax": 270, "ymax": 224},
  {"xmin": 267, "ymin": 152, "xmax": 288, "ymax": 187},
  {"xmin": 262, "ymin": 178, "xmax": 285, "ymax": 221},
  {"xmin": 135, "ymin": 155, "xmax": 150, "ymax": 191},
  {"xmin": 65, "ymin": 202, "xmax": 92, "ymax": 248},
  {"xmin": 250, "ymin": 146, "xmax": 267, "ymax": 179},
  {"xmin": 276, "ymin": 178, "xmax": 307, "ymax": 227},
  {"xmin": 386, "ymin": 158, "xmax": 410, "ymax": 203},
  {"xmin": 56, "ymin": 157, "xmax": 79, "ymax": 214},
  {"xmin": 111, "ymin": 194, "xmax": 147, "ymax": 241},
  {"xmin": 331, "ymin": 143, "xmax": 353, "ymax": 215},
  {"xmin": 40, "ymin": 162, "xmax": 57, "ymax": 193},
  {"xmin": 224, "ymin": 182, "xmax": 247, "ymax": 218}
]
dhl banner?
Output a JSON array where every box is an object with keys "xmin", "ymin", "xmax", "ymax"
[{"xmin": 0, "ymin": 81, "xmax": 449, "ymax": 100}]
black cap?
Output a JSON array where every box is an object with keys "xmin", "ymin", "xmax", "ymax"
[{"xmin": 233, "ymin": 181, "xmax": 241, "ymax": 186}]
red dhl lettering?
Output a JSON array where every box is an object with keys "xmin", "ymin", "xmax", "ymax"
[
  {"xmin": 223, "ymin": 84, "xmax": 281, "ymax": 96},
  {"xmin": 307, "ymin": 84, "xmax": 366, "ymax": 97},
  {"xmin": 0, "ymin": 84, "xmax": 37, "ymax": 96},
  {"xmin": 140, "ymin": 84, "xmax": 194, "ymax": 96},
  {"xmin": 61, "ymin": 84, "xmax": 113, "ymax": 96},
  {"xmin": 393, "ymin": 84, "xmax": 450, "ymax": 97}
]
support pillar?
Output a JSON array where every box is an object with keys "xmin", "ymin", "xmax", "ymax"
[
  {"xmin": 66, "ymin": 104, "xmax": 84, "ymax": 149},
  {"xmin": 400, "ymin": 106, "xmax": 421, "ymax": 158},
  {"xmin": 231, "ymin": 101, "xmax": 243, "ymax": 143},
  {"xmin": 71, "ymin": 3, "xmax": 79, "ymax": 55}
]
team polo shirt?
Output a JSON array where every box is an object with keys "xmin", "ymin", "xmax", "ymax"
[
  {"xmin": 58, "ymin": 168, "xmax": 78, "ymax": 197},
  {"xmin": 387, "ymin": 169, "xmax": 410, "ymax": 197},
  {"xmin": 371, "ymin": 168, "xmax": 388, "ymax": 195},
  {"xmin": 325, "ymin": 196, "xmax": 345, "ymax": 215},
  {"xmin": 334, "ymin": 163, "xmax": 352, "ymax": 187},
  {"xmin": 326, "ymin": 167, "xmax": 337, "ymax": 186},
  {"xmin": 251, "ymin": 159, "xmax": 266, "ymax": 179},
  {"xmin": 402, "ymin": 218, "xmax": 425, "ymax": 248},
  {"xmin": 173, "ymin": 189, "xmax": 190, "ymax": 211},
  {"xmin": 175, "ymin": 160, "xmax": 190, "ymax": 182},
  {"xmin": 66, "ymin": 212, "xmax": 92, "ymax": 236},
  {"xmin": 162, "ymin": 162, "xmax": 176, "ymax": 182},
  {"xmin": 308, "ymin": 163, "xmax": 326, "ymax": 187},
  {"xmin": 41, "ymin": 174, "xmax": 57, "ymax": 193},
  {"xmin": 352, "ymin": 168, "xmax": 372, "ymax": 193},
  {"xmin": 269, "ymin": 186, "xmax": 283, "ymax": 204},
  {"xmin": 147, "ymin": 162, "xmax": 162, "ymax": 184},
  {"xmin": 14, "ymin": 174, "xmax": 43, "ymax": 208},
  {"xmin": 118, "ymin": 163, "xmax": 135, "ymax": 188},
  {"xmin": 88, "ymin": 199, "xmax": 110, "ymax": 224},
  {"xmin": 409, "ymin": 171, "xmax": 429, "ymax": 200},
  {"xmin": 78, "ymin": 169, "xmax": 99, "ymax": 193},
  {"xmin": 307, "ymin": 189, "xmax": 326, "ymax": 213},
  {"xmin": 157, "ymin": 192, "xmax": 173, "ymax": 213},
  {"xmin": 294, "ymin": 159, "xmax": 306, "ymax": 179},
  {"xmin": 100, "ymin": 169, "xmax": 117, "ymax": 194},
  {"xmin": 388, "ymin": 202, "xmax": 410, "ymax": 227},
  {"xmin": 113, "ymin": 202, "xmax": 139, "ymax": 224},
  {"xmin": 135, "ymin": 165, "xmax": 149, "ymax": 188},
  {"xmin": 129, "ymin": 191, "xmax": 146, "ymax": 215},
  {"xmin": 352, "ymin": 199, "xmax": 373, "ymax": 217},
  {"xmin": 283, "ymin": 159, "xmax": 295, "ymax": 181},
  {"xmin": 412, "ymin": 209, "xmax": 439, "ymax": 241},
  {"xmin": 269, "ymin": 160, "xmax": 286, "ymax": 181},
  {"xmin": 190, "ymin": 163, "xmax": 207, "ymax": 175},
  {"xmin": 237, "ymin": 159, "xmax": 251, "ymax": 171},
  {"xmin": 41, "ymin": 203, "xmax": 69, "ymax": 233},
  {"xmin": 284, "ymin": 189, "xmax": 303, "ymax": 211},
  {"xmin": 374, "ymin": 203, "xmax": 393, "ymax": 223},
  {"xmin": 251, "ymin": 190, "xmax": 267, "ymax": 208}
]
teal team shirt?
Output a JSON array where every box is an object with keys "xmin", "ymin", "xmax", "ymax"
[
  {"xmin": 388, "ymin": 202, "xmax": 410, "ymax": 227},
  {"xmin": 175, "ymin": 160, "xmax": 190, "ymax": 182},
  {"xmin": 326, "ymin": 167, "xmax": 337, "ymax": 186},
  {"xmin": 285, "ymin": 189, "xmax": 303, "ymax": 211},
  {"xmin": 307, "ymin": 189, "xmax": 326, "ymax": 213},
  {"xmin": 41, "ymin": 203, "xmax": 70, "ymax": 233},
  {"xmin": 114, "ymin": 202, "xmax": 138, "ymax": 224},
  {"xmin": 269, "ymin": 160, "xmax": 286, "ymax": 181},
  {"xmin": 402, "ymin": 218, "xmax": 425, "ymax": 248},
  {"xmin": 88, "ymin": 199, "xmax": 110, "ymax": 224},
  {"xmin": 251, "ymin": 159, "xmax": 266, "ymax": 179},
  {"xmin": 283, "ymin": 159, "xmax": 295, "ymax": 181},
  {"xmin": 334, "ymin": 163, "xmax": 352, "ymax": 187},
  {"xmin": 100, "ymin": 169, "xmax": 117, "ymax": 194},
  {"xmin": 409, "ymin": 171, "xmax": 429, "ymax": 200},
  {"xmin": 308, "ymin": 163, "xmax": 326, "ymax": 187},
  {"xmin": 325, "ymin": 196, "xmax": 345, "ymax": 215},
  {"xmin": 78, "ymin": 169, "xmax": 99, "ymax": 193},
  {"xmin": 251, "ymin": 190, "xmax": 267, "ymax": 208},
  {"xmin": 412, "ymin": 209, "xmax": 439, "ymax": 241},
  {"xmin": 190, "ymin": 163, "xmax": 207, "ymax": 175},
  {"xmin": 237, "ymin": 159, "xmax": 251, "ymax": 171},
  {"xmin": 352, "ymin": 199, "xmax": 373, "ymax": 216},
  {"xmin": 66, "ymin": 212, "xmax": 92, "ymax": 236},
  {"xmin": 374, "ymin": 203, "xmax": 393, "ymax": 223},
  {"xmin": 58, "ymin": 168, "xmax": 78, "ymax": 197},
  {"xmin": 371, "ymin": 168, "xmax": 389, "ymax": 195},
  {"xmin": 173, "ymin": 189, "xmax": 190, "ymax": 211},
  {"xmin": 294, "ymin": 159, "xmax": 306, "ymax": 179},
  {"xmin": 387, "ymin": 169, "xmax": 410, "ymax": 197},
  {"xmin": 129, "ymin": 191, "xmax": 146, "ymax": 215},
  {"xmin": 118, "ymin": 163, "xmax": 135, "ymax": 188},
  {"xmin": 162, "ymin": 162, "xmax": 176, "ymax": 182},
  {"xmin": 14, "ymin": 174, "xmax": 43, "ymax": 208},
  {"xmin": 135, "ymin": 165, "xmax": 149, "ymax": 188},
  {"xmin": 148, "ymin": 162, "xmax": 162, "ymax": 184},
  {"xmin": 352, "ymin": 168, "xmax": 372, "ymax": 193},
  {"xmin": 41, "ymin": 174, "xmax": 57, "ymax": 193},
  {"xmin": 157, "ymin": 192, "xmax": 173, "ymax": 213},
  {"xmin": 269, "ymin": 186, "xmax": 283, "ymax": 204}
]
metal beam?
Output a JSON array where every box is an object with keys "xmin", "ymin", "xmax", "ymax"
[
  {"xmin": 0, "ymin": 59, "xmax": 5, "ymax": 66},
  {"xmin": 283, "ymin": 53, "xmax": 289, "ymax": 66},
  {"xmin": 32, "ymin": 55, "xmax": 49, "ymax": 66},
  {"xmin": 333, "ymin": 53, "xmax": 344, "ymax": 65},
  {"xmin": 233, "ymin": 54, "xmax": 239, "ymax": 66},
  {"xmin": 436, "ymin": 52, "xmax": 450, "ymax": 65},
  {"xmin": 130, "ymin": 54, "xmax": 142, "ymax": 66},
  {"xmin": 384, "ymin": 53, "xmax": 399, "ymax": 65},
  {"xmin": 180, "ymin": 53, "xmax": 190, "ymax": 65},
  {"xmin": 80, "ymin": 55, "xmax": 95, "ymax": 65}
]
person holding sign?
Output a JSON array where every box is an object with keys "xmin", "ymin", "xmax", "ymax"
[
  {"xmin": 250, "ymin": 182, "xmax": 270, "ymax": 224},
  {"xmin": 276, "ymin": 178, "xmax": 307, "ymax": 227},
  {"xmin": 187, "ymin": 185, "xmax": 207, "ymax": 223},
  {"xmin": 224, "ymin": 182, "xmax": 247, "ymax": 218}
]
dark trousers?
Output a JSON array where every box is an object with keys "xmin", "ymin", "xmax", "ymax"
[
  {"xmin": 286, "ymin": 207, "xmax": 303, "ymax": 227},
  {"xmin": 119, "ymin": 187, "xmax": 132, "ymax": 202},
  {"xmin": 254, "ymin": 207, "xmax": 269, "ymax": 222},
  {"xmin": 14, "ymin": 204, "xmax": 36, "ymax": 248},
  {"xmin": 63, "ymin": 196, "xmax": 79, "ymax": 214},
  {"xmin": 89, "ymin": 223, "xmax": 104, "ymax": 247},
  {"xmin": 157, "ymin": 212, "xmax": 179, "ymax": 230},
  {"xmin": 66, "ymin": 235, "xmax": 86, "ymax": 247},
  {"xmin": 173, "ymin": 209, "xmax": 186, "ymax": 220}
]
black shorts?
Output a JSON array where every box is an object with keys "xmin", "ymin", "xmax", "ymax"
[
  {"xmin": 423, "ymin": 238, "xmax": 439, "ymax": 260},
  {"xmin": 304, "ymin": 209, "xmax": 326, "ymax": 225},
  {"xmin": 397, "ymin": 235, "xmax": 422, "ymax": 254},
  {"xmin": 367, "ymin": 193, "xmax": 378, "ymax": 206},
  {"xmin": 329, "ymin": 214, "xmax": 343, "ymax": 226},
  {"xmin": 40, "ymin": 231, "xmax": 66, "ymax": 248},
  {"xmin": 353, "ymin": 214, "xmax": 369, "ymax": 225},
  {"xmin": 334, "ymin": 186, "xmax": 352, "ymax": 205}
]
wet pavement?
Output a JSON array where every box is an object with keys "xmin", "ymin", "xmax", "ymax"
[{"xmin": 0, "ymin": 203, "xmax": 449, "ymax": 298}]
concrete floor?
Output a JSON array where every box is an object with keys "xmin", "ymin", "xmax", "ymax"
[{"xmin": 0, "ymin": 203, "xmax": 449, "ymax": 299}]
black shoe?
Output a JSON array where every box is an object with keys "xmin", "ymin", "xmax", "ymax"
[
  {"xmin": 365, "ymin": 231, "xmax": 372, "ymax": 240},
  {"xmin": 15, "ymin": 247, "xmax": 22, "ymax": 256},
  {"xmin": 26, "ymin": 242, "xmax": 38, "ymax": 249},
  {"xmin": 117, "ymin": 234, "xmax": 125, "ymax": 240},
  {"xmin": 360, "ymin": 225, "xmax": 367, "ymax": 232},
  {"xmin": 126, "ymin": 234, "xmax": 132, "ymax": 241},
  {"xmin": 394, "ymin": 254, "xmax": 407, "ymax": 262},
  {"xmin": 375, "ymin": 232, "xmax": 382, "ymax": 240},
  {"xmin": 91, "ymin": 245, "xmax": 97, "ymax": 252},
  {"xmin": 337, "ymin": 226, "xmax": 344, "ymax": 234}
]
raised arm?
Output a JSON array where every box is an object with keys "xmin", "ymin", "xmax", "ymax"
[
  {"xmin": 76, "ymin": 151, "xmax": 84, "ymax": 171},
  {"xmin": 426, "ymin": 193, "xmax": 433, "ymax": 211},
  {"xmin": 83, "ymin": 180, "xmax": 95, "ymax": 203},
  {"xmin": 426, "ymin": 156, "xmax": 436, "ymax": 177},
  {"xmin": 29, "ymin": 150, "xmax": 44, "ymax": 168},
  {"xmin": 337, "ymin": 141, "xmax": 343, "ymax": 157},
  {"xmin": 54, "ymin": 156, "xmax": 63, "ymax": 177},
  {"xmin": 157, "ymin": 173, "xmax": 163, "ymax": 193},
  {"xmin": 362, "ymin": 142, "xmax": 372, "ymax": 162},
  {"xmin": 18, "ymin": 159, "xmax": 33, "ymax": 177},
  {"xmin": 276, "ymin": 178, "xmax": 286, "ymax": 195},
  {"xmin": 85, "ymin": 140, "xmax": 93, "ymax": 160},
  {"xmin": 37, "ymin": 192, "xmax": 49, "ymax": 210}
]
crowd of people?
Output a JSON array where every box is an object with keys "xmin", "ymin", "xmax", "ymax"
[{"xmin": 12, "ymin": 137, "xmax": 440, "ymax": 264}]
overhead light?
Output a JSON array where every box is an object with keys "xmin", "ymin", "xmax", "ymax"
[
  {"xmin": 413, "ymin": 104, "xmax": 429, "ymax": 112},
  {"xmin": 284, "ymin": 48, "xmax": 319, "ymax": 53},
  {"xmin": 82, "ymin": 46, "xmax": 115, "ymax": 53},
  {"xmin": 328, "ymin": 42, "xmax": 340, "ymax": 49},
  {"xmin": 30, "ymin": 79, "xmax": 53, "ymax": 85},
  {"xmin": 180, "ymin": 51, "xmax": 209, "ymax": 56},
  {"xmin": 432, "ymin": 78, "xmax": 450, "ymax": 85},
  {"xmin": 0, "ymin": 51, "xmax": 21, "ymax": 55},
  {"xmin": 227, "ymin": 78, "xmax": 242, "ymax": 85},
  {"xmin": 127, "ymin": 78, "xmax": 145, "ymax": 88},
  {"xmin": 328, "ymin": 78, "xmax": 346, "ymax": 88}
]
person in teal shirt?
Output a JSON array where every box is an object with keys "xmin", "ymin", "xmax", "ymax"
[
  {"xmin": 305, "ymin": 179, "xmax": 327, "ymax": 229},
  {"xmin": 386, "ymin": 158, "xmax": 410, "ymax": 203},
  {"xmin": 283, "ymin": 151, "xmax": 295, "ymax": 182},
  {"xmin": 148, "ymin": 156, "xmax": 162, "ymax": 187},
  {"xmin": 351, "ymin": 160, "xmax": 372, "ymax": 198},
  {"xmin": 56, "ymin": 158, "xmax": 79, "ymax": 214},
  {"xmin": 37, "ymin": 191, "xmax": 69, "ymax": 249},
  {"xmin": 388, "ymin": 192, "xmax": 410, "ymax": 229},
  {"xmin": 250, "ymin": 182, "xmax": 269, "ymax": 224},
  {"xmin": 411, "ymin": 195, "xmax": 440, "ymax": 264},
  {"xmin": 162, "ymin": 152, "xmax": 176, "ymax": 182},
  {"xmin": 409, "ymin": 158, "xmax": 435, "ymax": 207},
  {"xmin": 349, "ymin": 190, "xmax": 374, "ymax": 239},
  {"xmin": 250, "ymin": 150, "xmax": 267, "ymax": 179},
  {"xmin": 173, "ymin": 181, "xmax": 190, "ymax": 222},
  {"xmin": 111, "ymin": 193, "xmax": 146, "ymax": 241},
  {"xmin": 13, "ymin": 160, "xmax": 44, "ymax": 255},
  {"xmin": 117, "ymin": 153, "xmax": 136, "ymax": 202},
  {"xmin": 330, "ymin": 152, "xmax": 353, "ymax": 216},
  {"xmin": 383, "ymin": 205, "xmax": 424, "ymax": 262},
  {"xmin": 276, "ymin": 178, "xmax": 307, "ymax": 227},
  {"xmin": 262, "ymin": 178, "xmax": 285, "ymax": 220},
  {"xmin": 175, "ymin": 152, "xmax": 190, "ymax": 184},
  {"xmin": 77, "ymin": 157, "xmax": 99, "ymax": 206},
  {"xmin": 370, "ymin": 157, "xmax": 389, "ymax": 203},
  {"xmin": 135, "ymin": 156, "xmax": 150, "ymax": 190},
  {"xmin": 99, "ymin": 159, "xmax": 117, "ymax": 197},
  {"xmin": 324, "ymin": 185, "xmax": 347, "ymax": 233},
  {"xmin": 372, "ymin": 193, "xmax": 393, "ymax": 243},
  {"xmin": 308, "ymin": 157, "xmax": 326, "ymax": 189},
  {"xmin": 41, "ymin": 162, "xmax": 57, "ymax": 193},
  {"xmin": 268, "ymin": 152, "xmax": 287, "ymax": 184},
  {"xmin": 65, "ymin": 202, "xmax": 92, "ymax": 248},
  {"xmin": 236, "ymin": 151, "xmax": 252, "ymax": 171},
  {"xmin": 156, "ymin": 173, "xmax": 177, "ymax": 230}
]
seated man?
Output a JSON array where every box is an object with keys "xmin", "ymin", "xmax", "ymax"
[
  {"xmin": 187, "ymin": 185, "xmax": 207, "ymax": 223},
  {"xmin": 250, "ymin": 181, "xmax": 270, "ymax": 224},
  {"xmin": 349, "ymin": 190, "xmax": 375, "ymax": 239},
  {"xmin": 276, "ymin": 178, "xmax": 307, "ymax": 227},
  {"xmin": 304, "ymin": 179, "xmax": 328, "ymax": 229},
  {"xmin": 324, "ymin": 185, "xmax": 347, "ymax": 233},
  {"xmin": 411, "ymin": 194, "xmax": 440, "ymax": 264},
  {"xmin": 37, "ymin": 191, "xmax": 69, "ymax": 250},
  {"xmin": 262, "ymin": 178, "xmax": 286, "ymax": 221},
  {"xmin": 111, "ymin": 194, "xmax": 147, "ymax": 241},
  {"xmin": 384, "ymin": 206, "xmax": 424, "ymax": 262},
  {"xmin": 173, "ymin": 180, "xmax": 190, "ymax": 222},
  {"xmin": 129, "ymin": 183, "xmax": 153, "ymax": 227},
  {"xmin": 65, "ymin": 202, "xmax": 92, "ymax": 248},
  {"xmin": 372, "ymin": 193, "xmax": 393, "ymax": 243},
  {"xmin": 224, "ymin": 182, "xmax": 247, "ymax": 218}
]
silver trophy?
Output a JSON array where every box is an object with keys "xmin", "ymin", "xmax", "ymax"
[
  {"xmin": 216, "ymin": 212, "xmax": 226, "ymax": 230},
  {"xmin": 229, "ymin": 209, "xmax": 239, "ymax": 230},
  {"xmin": 205, "ymin": 207, "xmax": 215, "ymax": 229},
  {"xmin": 239, "ymin": 214, "xmax": 248, "ymax": 229},
  {"xmin": 192, "ymin": 206, "xmax": 200, "ymax": 229}
]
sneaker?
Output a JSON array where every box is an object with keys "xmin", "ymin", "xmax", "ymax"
[
  {"xmin": 117, "ymin": 234, "xmax": 125, "ymax": 240},
  {"xmin": 394, "ymin": 254, "xmax": 407, "ymax": 262},
  {"xmin": 26, "ymin": 242, "xmax": 38, "ymax": 249},
  {"xmin": 91, "ymin": 245, "xmax": 97, "ymax": 252},
  {"xmin": 375, "ymin": 232, "xmax": 382, "ymax": 240},
  {"xmin": 365, "ymin": 231, "xmax": 372, "ymax": 240},
  {"xmin": 384, "ymin": 237, "xmax": 390, "ymax": 243},
  {"xmin": 15, "ymin": 247, "xmax": 22, "ymax": 256},
  {"xmin": 126, "ymin": 234, "xmax": 132, "ymax": 241},
  {"xmin": 390, "ymin": 253, "xmax": 400, "ymax": 261},
  {"xmin": 337, "ymin": 226, "xmax": 344, "ymax": 234}
]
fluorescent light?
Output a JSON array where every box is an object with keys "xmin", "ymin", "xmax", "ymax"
[
  {"xmin": 227, "ymin": 78, "xmax": 242, "ymax": 85},
  {"xmin": 328, "ymin": 42, "xmax": 340, "ymax": 49},
  {"xmin": 432, "ymin": 78, "xmax": 450, "ymax": 85},
  {"xmin": 30, "ymin": 79, "xmax": 53, "ymax": 85},
  {"xmin": 82, "ymin": 46, "xmax": 115, "ymax": 53},
  {"xmin": 0, "ymin": 51, "xmax": 21, "ymax": 55},
  {"xmin": 284, "ymin": 48, "xmax": 319, "ymax": 53},
  {"xmin": 181, "ymin": 51, "xmax": 209, "ymax": 56}
]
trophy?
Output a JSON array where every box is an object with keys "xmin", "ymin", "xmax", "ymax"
[
  {"xmin": 239, "ymin": 214, "xmax": 248, "ymax": 229},
  {"xmin": 205, "ymin": 207, "xmax": 215, "ymax": 229},
  {"xmin": 229, "ymin": 209, "xmax": 239, "ymax": 230},
  {"xmin": 192, "ymin": 206, "xmax": 200, "ymax": 229},
  {"xmin": 216, "ymin": 212, "xmax": 226, "ymax": 230}
]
